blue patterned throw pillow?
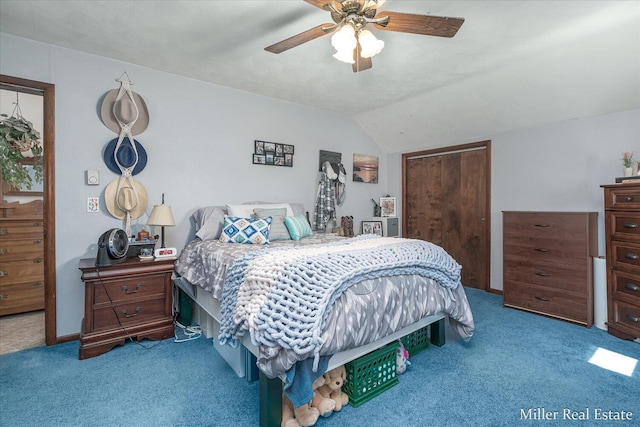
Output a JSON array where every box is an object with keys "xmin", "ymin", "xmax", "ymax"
[{"xmin": 219, "ymin": 216, "xmax": 272, "ymax": 244}]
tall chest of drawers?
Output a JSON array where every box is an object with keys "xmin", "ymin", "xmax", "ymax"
[
  {"xmin": 602, "ymin": 183, "xmax": 640, "ymax": 340},
  {"xmin": 0, "ymin": 218, "xmax": 45, "ymax": 316},
  {"xmin": 503, "ymin": 211, "xmax": 597, "ymax": 326}
]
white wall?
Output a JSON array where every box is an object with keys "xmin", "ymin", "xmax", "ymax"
[
  {"xmin": 389, "ymin": 108, "xmax": 640, "ymax": 291},
  {"xmin": 1, "ymin": 34, "xmax": 388, "ymax": 338}
]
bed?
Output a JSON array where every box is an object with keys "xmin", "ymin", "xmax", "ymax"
[{"xmin": 173, "ymin": 203, "xmax": 475, "ymax": 427}]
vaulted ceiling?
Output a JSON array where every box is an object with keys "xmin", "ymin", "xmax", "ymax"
[{"xmin": 1, "ymin": 1, "xmax": 639, "ymax": 153}]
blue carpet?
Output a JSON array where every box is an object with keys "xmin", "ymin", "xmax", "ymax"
[{"xmin": 1, "ymin": 288, "xmax": 638, "ymax": 427}]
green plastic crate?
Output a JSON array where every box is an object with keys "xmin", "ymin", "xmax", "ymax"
[
  {"xmin": 343, "ymin": 342, "xmax": 398, "ymax": 407},
  {"xmin": 400, "ymin": 325, "xmax": 430, "ymax": 356}
]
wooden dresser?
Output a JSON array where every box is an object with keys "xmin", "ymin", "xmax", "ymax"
[
  {"xmin": 503, "ymin": 211, "xmax": 597, "ymax": 326},
  {"xmin": 602, "ymin": 183, "xmax": 640, "ymax": 340},
  {"xmin": 78, "ymin": 257, "xmax": 175, "ymax": 359},
  {"xmin": 0, "ymin": 200, "xmax": 45, "ymax": 316}
]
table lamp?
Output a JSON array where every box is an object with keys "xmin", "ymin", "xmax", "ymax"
[{"xmin": 146, "ymin": 193, "xmax": 175, "ymax": 248}]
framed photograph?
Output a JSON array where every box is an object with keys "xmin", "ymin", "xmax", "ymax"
[
  {"xmin": 254, "ymin": 140, "xmax": 294, "ymax": 167},
  {"xmin": 379, "ymin": 197, "xmax": 396, "ymax": 217},
  {"xmin": 362, "ymin": 220, "xmax": 383, "ymax": 236}
]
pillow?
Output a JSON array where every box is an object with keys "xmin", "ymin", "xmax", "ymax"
[
  {"xmin": 192, "ymin": 206, "xmax": 227, "ymax": 240},
  {"xmin": 227, "ymin": 203, "xmax": 294, "ymax": 218},
  {"xmin": 253, "ymin": 208, "xmax": 291, "ymax": 241},
  {"xmin": 219, "ymin": 216, "xmax": 272, "ymax": 245},
  {"xmin": 284, "ymin": 215, "xmax": 313, "ymax": 241}
]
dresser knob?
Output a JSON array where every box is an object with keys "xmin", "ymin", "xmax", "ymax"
[
  {"xmin": 0, "ymin": 271, "xmax": 8, "ymax": 277},
  {"xmin": 535, "ymin": 296, "xmax": 551, "ymax": 302},
  {"xmin": 0, "ymin": 229, "xmax": 6, "ymax": 235},
  {"xmin": 624, "ymin": 253, "xmax": 640, "ymax": 260},
  {"xmin": 0, "ymin": 248, "xmax": 8, "ymax": 255},
  {"xmin": 533, "ymin": 224, "xmax": 550, "ymax": 228},
  {"xmin": 535, "ymin": 272, "xmax": 551, "ymax": 277},
  {"xmin": 627, "ymin": 314, "xmax": 640, "ymax": 323},
  {"xmin": 625, "ymin": 283, "xmax": 640, "ymax": 292},
  {"xmin": 534, "ymin": 248, "xmax": 550, "ymax": 253},
  {"xmin": 33, "ymin": 240, "xmax": 42, "ymax": 244},
  {"xmin": 120, "ymin": 307, "xmax": 141, "ymax": 318},
  {"xmin": 623, "ymin": 222, "xmax": 639, "ymax": 229},
  {"xmin": 0, "ymin": 294, "xmax": 8, "ymax": 299},
  {"xmin": 33, "ymin": 258, "xmax": 43, "ymax": 263}
]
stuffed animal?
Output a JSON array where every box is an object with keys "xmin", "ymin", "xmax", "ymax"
[
  {"xmin": 281, "ymin": 393, "xmax": 319, "ymax": 427},
  {"xmin": 396, "ymin": 340, "xmax": 411, "ymax": 375},
  {"xmin": 311, "ymin": 374, "xmax": 336, "ymax": 416},
  {"xmin": 316, "ymin": 366, "xmax": 349, "ymax": 412}
]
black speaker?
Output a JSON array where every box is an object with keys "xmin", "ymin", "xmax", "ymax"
[{"xmin": 95, "ymin": 228, "xmax": 129, "ymax": 267}]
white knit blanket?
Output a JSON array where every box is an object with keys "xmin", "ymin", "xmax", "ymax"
[{"xmin": 218, "ymin": 236, "xmax": 461, "ymax": 369}]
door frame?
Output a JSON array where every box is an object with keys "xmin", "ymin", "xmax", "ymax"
[
  {"xmin": 1, "ymin": 74, "xmax": 57, "ymax": 345},
  {"xmin": 402, "ymin": 140, "xmax": 491, "ymax": 291}
]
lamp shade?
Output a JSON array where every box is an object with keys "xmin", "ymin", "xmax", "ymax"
[
  {"xmin": 147, "ymin": 205, "xmax": 175, "ymax": 227},
  {"xmin": 358, "ymin": 29, "xmax": 384, "ymax": 58}
]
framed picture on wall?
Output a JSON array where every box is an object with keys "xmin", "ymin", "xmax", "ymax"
[{"xmin": 379, "ymin": 197, "xmax": 396, "ymax": 217}]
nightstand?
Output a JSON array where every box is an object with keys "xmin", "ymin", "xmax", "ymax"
[{"xmin": 78, "ymin": 257, "xmax": 175, "ymax": 359}]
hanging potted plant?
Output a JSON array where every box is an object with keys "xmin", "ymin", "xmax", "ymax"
[{"xmin": 0, "ymin": 113, "xmax": 43, "ymax": 190}]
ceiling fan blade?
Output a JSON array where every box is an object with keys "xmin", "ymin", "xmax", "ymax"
[
  {"xmin": 265, "ymin": 23, "xmax": 335, "ymax": 54},
  {"xmin": 373, "ymin": 12, "xmax": 464, "ymax": 38},
  {"xmin": 352, "ymin": 45, "xmax": 373, "ymax": 73}
]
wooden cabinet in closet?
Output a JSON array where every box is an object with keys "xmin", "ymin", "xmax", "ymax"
[{"xmin": 502, "ymin": 211, "xmax": 597, "ymax": 327}]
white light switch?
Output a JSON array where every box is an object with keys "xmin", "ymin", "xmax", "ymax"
[{"xmin": 86, "ymin": 169, "xmax": 99, "ymax": 185}]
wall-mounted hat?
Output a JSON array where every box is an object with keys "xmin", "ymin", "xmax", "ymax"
[
  {"xmin": 100, "ymin": 89, "xmax": 149, "ymax": 135},
  {"xmin": 104, "ymin": 177, "xmax": 148, "ymax": 220},
  {"xmin": 103, "ymin": 137, "xmax": 147, "ymax": 176}
]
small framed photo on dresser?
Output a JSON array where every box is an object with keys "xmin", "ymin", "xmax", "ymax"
[{"xmin": 379, "ymin": 197, "xmax": 396, "ymax": 217}]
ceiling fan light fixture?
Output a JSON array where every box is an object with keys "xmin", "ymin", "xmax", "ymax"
[
  {"xmin": 333, "ymin": 47, "xmax": 356, "ymax": 64},
  {"xmin": 358, "ymin": 29, "xmax": 384, "ymax": 58},
  {"xmin": 331, "ymin": 23, "xmax": 357, "ymax": 51}
]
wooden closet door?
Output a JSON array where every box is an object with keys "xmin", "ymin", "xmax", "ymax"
[{"xmin": 403, "ymin": 142, "xmax": 490, "ymax": 290}]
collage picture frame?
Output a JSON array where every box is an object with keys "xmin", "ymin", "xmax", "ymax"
[{"xmin": 253, "ymin": 140, "xmax": 294, "ymax": 167}]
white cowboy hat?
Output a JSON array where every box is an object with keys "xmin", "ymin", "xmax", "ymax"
[
  {"xmin": 100, "ymin": 89, "xmax": 149, "ymax": 136},
  {"xmin": 104, "ymin": 177, "xmax": 148, "ymax": 220}
]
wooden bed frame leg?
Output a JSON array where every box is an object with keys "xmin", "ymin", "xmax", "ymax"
[
  {"xmin": 430, "ymin": 318, "xmax": 445, "ymax": 347},
  {"xmin": 259, "ymin": 370, "xmax": 282, "ymax": 427}
]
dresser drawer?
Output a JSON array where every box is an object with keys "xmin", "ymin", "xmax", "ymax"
[
  {"xmin": 612, "ymin": 270, "xmax": 640, "ymax": 305},
  {"xmin": 503, "ymin": 212, "xmax": 590, "ymax": 240},
  {"xmin": 92, "ymin": 297, "xmax": 167, "ymax": 330},
  {"xmin": 611, "ymin": 240, "xmax": 640, "ymax": 273},
  {"xmin": 0, "ymin": 281, "xmax": 45, "ymax": 315},
  {"xmin": 503, "ymin": 236, "xmax": 587, "ymax": 266},
  {"xmin": 0, "ymin": 238, "xmax": 45, "ymax": 261},
  {"xmin": 605, "ymin": 187, "xmax": 640, "ymax": 210},
  {"xmin": 608, "ymin": 212, "xmax": 640, "ymax": 242},
  {"xmin": 93, "ymin": 275, "xmax": 167, "ymax": 305},
  {"xmin": 0, "ymin": 221, "xmax": 44, "ymax": 240},
  {"xmin": 0, "ymin": 258, "xmax": 45, "ymax": 284},
  {"xmin": 610, "ymin": 299, "xmax": 640, "ymax": 337},
  {"xmin": 504, "ymin": 261, "xmax": 586, "ymax": 292},
  {"xmin": 504, "ymin": 280, "xmax": 588, "ymax": 324}
]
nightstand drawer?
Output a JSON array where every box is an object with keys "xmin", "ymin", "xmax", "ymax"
[
  {"xmin": 612, "ymin": 270, "xmax": 640, "ymax": 305},
  {"xmin": 610, "ymin": 299, "xmax": 640, "ymax": 337},
  {"xmin": 504, "ymin": 280, "xmax": 587, "ymax": 324},
  {"xmin": 93, "ymin": 276, "xmax": 166, "ymax": 305},
  {"xmin": 93, "ymin": 297, "xmax": 167, "ymax": 330}
]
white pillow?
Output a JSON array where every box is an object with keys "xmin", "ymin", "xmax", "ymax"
[{"xmin": 227, "ymin": 203, "xmax": 294, "ymax": 218}]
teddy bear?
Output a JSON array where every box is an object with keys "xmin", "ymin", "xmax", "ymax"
[
  {"xmin": 315, "ymin": 365, "xmax": 349, "ymax": 412},
  {"xmin": 281, "ymin": 393, "xmax": 319, "ymax": 427},
  {"xmin": 281, "ymin": 374, "xmax": 329, "ymax": 427}
]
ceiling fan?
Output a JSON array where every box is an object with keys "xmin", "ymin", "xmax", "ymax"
[{"xmin": 265, "ymin": 0, "xmax": 465, "ymax": 73}]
